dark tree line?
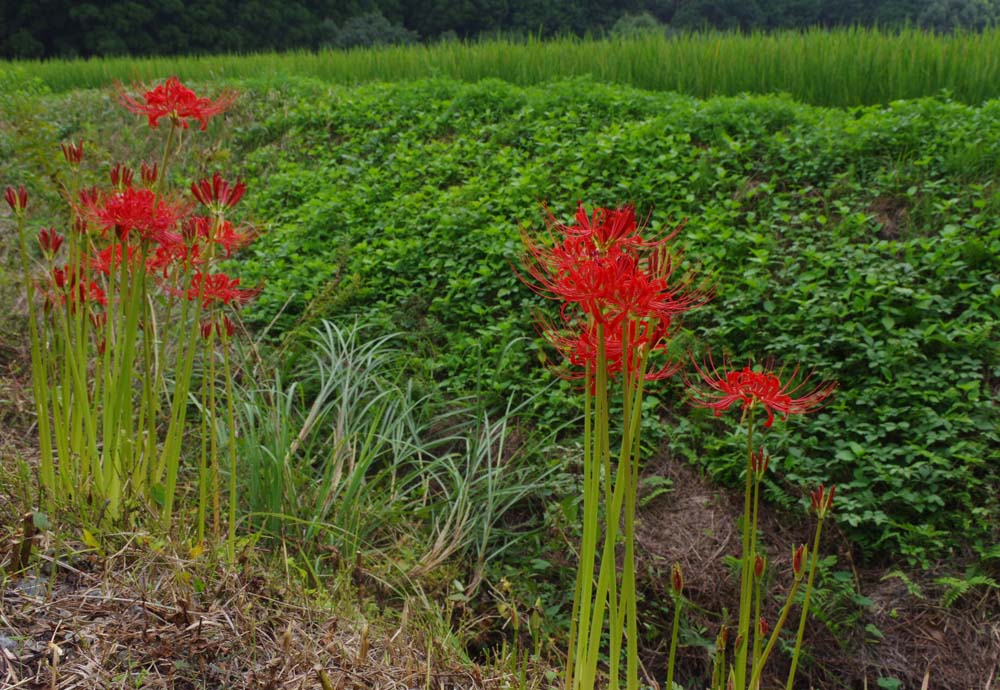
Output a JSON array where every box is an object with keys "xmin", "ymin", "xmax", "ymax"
[{"xmin": 1, "ymin": 0, "xmax": 996, "ymax": 59}]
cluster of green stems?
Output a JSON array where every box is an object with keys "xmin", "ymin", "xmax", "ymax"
[
  {"xmin": 564, "ymin": 321, "xmax": 649, "ymax": 690},
  {"xmin": 12, "ymin": 120, "xmax": 244, "ymax": 559}
]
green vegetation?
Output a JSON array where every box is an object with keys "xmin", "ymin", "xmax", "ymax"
[
  {"xmin": 1, "ymin": 63, "xmax": 997, "ymax": 689},
  {"xmin": 231, "ymin": 77, "xmax": 998, "ymax": 565},
  {"xmin": 4, "ymin": 27, "xmax": 1000, "ymax": 105}
]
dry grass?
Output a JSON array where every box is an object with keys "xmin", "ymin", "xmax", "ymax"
[{"xmin": 0, "ymin": 532, "xmax": 511, "ymax": 690}]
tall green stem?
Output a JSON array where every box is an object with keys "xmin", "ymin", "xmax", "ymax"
[{"xmin": 786, "ymin": 519, "xmax": 825, "ymax": 690}]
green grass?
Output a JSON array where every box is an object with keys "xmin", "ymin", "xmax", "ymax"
[{"xmin": 6, "ymin": 27, "xmax": 1000, "ymax": 106}]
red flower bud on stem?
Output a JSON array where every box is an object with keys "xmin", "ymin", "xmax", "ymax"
[
  {"xmin": 810, "ymin": 483, "xmax": 836, "ymax": 519},
  {"xmin": 751, "ymin": 448, "xmax": 769, "ymax": 476},
  {"xmin": 793, "ymin": 544, "xmax": 807, "ymax": 579},
  {"xmin": 671, "ymin": 562, "xmax": 684, "ymax": 596},
  {"xmin": 5, "ymin": 185, "xmax": 28, "ymax": 214},
  {"xmin": 758, "ymin": 616, "xmax": 769, "ymax": 637},
  {"xmin": 754, "ymin": 554, "xmax": 765, "ymax": 579},
  {"xmin": 141, "ymin": 161, "xmax": 159, "ymax": 186},
  {"xmin": 110, "ymin": 163, "xmax": 134, "ymax": 189},
  {"xmin": 38, "ymin": 227, "xmax": 64, "ymax": 255},
  {"xmin": 191, "ymin": 172, "xmax": 246, "ymax": 213},
  {"xmin": 61, "ymin": 141, "xmax": 84, "ymax": 166}
]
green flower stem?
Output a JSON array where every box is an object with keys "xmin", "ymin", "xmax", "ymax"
[
  {"xmin": 160, "ymin": 291, "xmax": 205, "ymax": 529},
  {"xmin": 208, "ymin": 327, "xmax": 220, "ymax": 535},
  {"xmin": 564, "ymin": 367, "xmax": 592, "ymax": 690},
  {"xmin": 749, "ymin": 478, "xmax": 763, "ymax": 687},
  {"xmin": 14, "ymin": 213, "xmax": 56, "ymax": 509},
  {"xmin": 734, "ymin": 407, "xmax": 755, "ymax": 690},
  {"xmin": 581, "ymin": 358, "xmax": 644, "ymax": 690},
  {"xmin": 197, "ymin": 350, "xmax": 210, "ymax": 542},
  {"xmin": 222, "ymin": 326, "xmax": 239, "ymax": 562},
  {"xmin": 786, "ymin": 518, "xmax": 825, "ymax": 690},
  {"xmin": 749, "ymin": 574, "xmax": 802, "ymax": 690},
  {"xmin": 665, "ymin": 592, "xmax": 682, "ymax": 690}
]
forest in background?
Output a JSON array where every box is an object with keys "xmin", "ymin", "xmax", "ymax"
[{"xmin": 3, "ymin": 0, "xmax": 1000, "ymax": 59}]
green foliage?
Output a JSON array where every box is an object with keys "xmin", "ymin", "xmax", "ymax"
[
  {"xmin": 610, "ymin": 12, "xmax": 669, "ymax": 38},
  {"xmin": 320, "ymin": 12, "xmax": 419, "ymax": 50},
  {"xmin": 232, "ymin": 78, "xmax": 998, "ymax": 565},
  {"xmin": 233, "ymin": 318, "xmax": 568, "ymax": 587}
]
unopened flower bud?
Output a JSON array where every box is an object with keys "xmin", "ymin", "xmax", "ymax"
[
  {"xmin": 758, "ymin": 616, "xmax": 769, "ymax": 637},
  {"xmin": 53, "ymin": 265, "xmax": 68, "ymax": 289},
  {"xmin": 141, "ymin": 161, "xmax": 158, "ymax": 186},
  {"xmin": 754, "ymin": 554, "xmax": 765, "ymax": 579},
  {"xmin": 38, "ymin": 227, "xmax": 65, "ymax": 255},
  {"xmin": 671, "ymin": 563, "xmax": 683, "ymax": 596},
  {"xmin": 793, "ymin": 544, "xmax": 807, "ymax": 579},
  {"xmin": 200, "ymin": 320, "xmax": 214, "ymax": 340},
  {"xmin": 110, "ymin": 163, "xmax": 134, "ymax": 189},
  {"xmin": 217, "ymin": 316, "xmax": 235, "ymax": 339},
  {"xmin": 4, "ymin": 185, "xmax": 28, "ymax": 214},
  {"xmin": 61, "ymin": 141, "xmax": 84, "ymax": 166},
  {"xmin": 716, "ymin": 624, "xmax": 728, "ymax": 652},
  {"xmin": 810, "ymin": 483, "xmax": 836, "ymax": 519},
  {"xmin": 751, "ymin": 448, "xmax": 769, "ymax": 476}
]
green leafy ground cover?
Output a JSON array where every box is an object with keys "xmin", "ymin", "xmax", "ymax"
[{"xmin": 232, "ymin": 77, "xmax": 999, "ymax": 566}]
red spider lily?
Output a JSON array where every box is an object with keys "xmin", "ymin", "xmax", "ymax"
[
  {"xmin": 191, "ymin": 172, "xmax": 246, "ymax": 212},
  {"xmin": 519, "ymin": 204, "xmax": 705, "ymax": 326},
  {"xmin": 688, "ymin": 356, "xmax": 836, "ymax": 428},
  {"xmin": 186, "ymin": 271, "xmax": 259, "ymax": 308},
  {"xmin": 92, "ymin": 244, "xmax": 138, "ymax": 276},
  {"xmin": 117, "ymin": 77, "xmax": 236, "ymax": 131},
  {"xmin": 87, "ymin": 187, "xmax": 186, "ymax": 245},
  {"xmin": 140, "ymin": 161, "xmax": 158, "ymax": 187},
  {"xmin": 146, "ymin": 241, "xmax": 202, "ymax": 278},
  {"xmin": 4, "ymin": 185, "xmax": 27, "ymax": 214},
  {"xmin": 544, "ymin": 316, "xmax": 681, "ymax": 386},
  {"xmin": 184, "ymin": 216, "xmax": 255, "ymax": 257},
  {"xmin": 37, "ymin": 227, "xmax": 65, "ymax": 255},
  {"xmin": 110, "ymin": 163, "xmax": 134, "ymax": 189},
  {"xmin": 61, "ymin": 141, "xmax": 84, "ymax": 166}
]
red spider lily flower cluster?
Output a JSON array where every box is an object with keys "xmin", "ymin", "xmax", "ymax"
[
  {"xmin": 689, "ymin": 356, "xmax": 836, "ymax": 428},
  {"xmin": 117, "ymin": 76, "xmax": 236, "ymax": 131},
  {"xmin": 186, "ymin": 271, "xmax": 258, "ymax": 308},
  {"xmin": 519, "ymin": 202, "xmax": 707, "ymax": 382},
  {"xmin": 84, "ymin": 187, "xmax": 187, "ymax": 245}
]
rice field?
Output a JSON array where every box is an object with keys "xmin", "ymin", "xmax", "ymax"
[{"xmin": 5, "ymin": 27, "xmax": 1000, "ymax": 106}]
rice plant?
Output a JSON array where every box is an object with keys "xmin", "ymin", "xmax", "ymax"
[{"xmin": 5, "ymin": 27, "xmax": 1000, "ymax": 106}]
